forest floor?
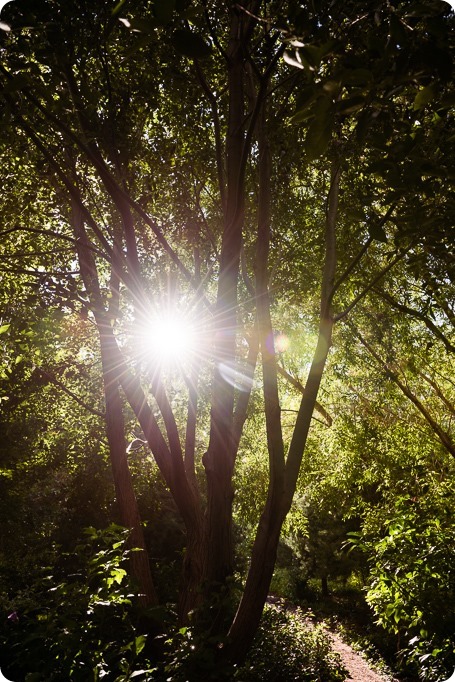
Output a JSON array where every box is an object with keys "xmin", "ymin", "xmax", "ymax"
[
  {"xmin": 269, "ymin": 590, "xmax": 417, "ymax": 682},
  {"xmin": 328, "ymin": 630, "xmax": 399, "ymax": 682}
]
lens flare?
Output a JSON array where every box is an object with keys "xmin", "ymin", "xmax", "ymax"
[
  {"xmin": 141, "ymin": 312, "xmax": 196, "ymax": 367},
  {"xmin": 275, "ymin": 333, "xmax": 290, "ymax": 353},
  {"xmin": 266, "ymin": 331, "xmax": 290, "ymax": 355},
  {"xmin": 218, "ymin": 361, "xmax": 254, "ymax": 392}
]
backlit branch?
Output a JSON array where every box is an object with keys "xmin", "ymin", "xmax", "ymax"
[{"xmin": 354, "ymin": 327, "xmax": 455, "ymax": 458}]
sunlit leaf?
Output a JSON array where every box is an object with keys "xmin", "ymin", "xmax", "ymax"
[
  {"xmin": 283, "ymin": 50, "xmax": 304, "ymax": 69},
  {"xmin": 413, "ymin": 85, "xmax": 436, "ymax": 110},
  {"xmin": 135, "ymin": 634, "xmax": 147, "ymax": 654}
]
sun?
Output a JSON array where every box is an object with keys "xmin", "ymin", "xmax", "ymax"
[{"xmin": 141, "ymin": 310, "xmax": 197, "ymax": 367}]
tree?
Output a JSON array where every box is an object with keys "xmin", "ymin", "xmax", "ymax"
[{"xmin": 0, "ymin": 0, "xmax": 453, "ymax": 668}]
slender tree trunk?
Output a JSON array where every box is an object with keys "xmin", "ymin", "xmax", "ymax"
[
  {"xmin": 203, "ymin": 5, "xmax": 248, "ymax": 591},
  {"xmin": 70, "ymin": 197, "xmax": 158, "ymax": 607},
  {"xmin": 97, "ymin": 329, "xmax": 207, "ymax": 620},
  {"xmin": 98, "ymin": 319, "xmax": 159, "ymax": 607}
]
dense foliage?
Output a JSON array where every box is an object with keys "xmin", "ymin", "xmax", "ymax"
[{"xmin": 0, "ymin": 0, "xmax": 454, "ymax": 679}]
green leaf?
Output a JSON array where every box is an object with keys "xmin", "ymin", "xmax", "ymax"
[
  {"xmin": 0, "ymin": 324, "xmax": 10, "ymax": 334},
  {"xmin": 322, "ymin": 79, "xmax": 341, "ymax": 96},
  {"xmin": 300, "ymin": 45, "xmax": 323, "ymax": 68},
  {"xmin": 413, "ymin": 85, "xmax": 436, "ymax": 111},
  {"xmin": 112, "ymin": 0, "xmax": 128, "ymax": 16},
  {"xmin": 355, "ymin": 110, "xmax": 372, "ymax": 144},
  {"xmin": 171, "ymin": 29, "xmax": 212, "ymax": 59},
  {"xmin": 438, "ymin": 91, "xmax": 455, "ymax": 110},
  {"xmin": 337, "ymin": 95, "xmax": 365, "ymax": 115},
  {"xmin": 110, "ymin": 567, "xmax": 127, "ymax": 584},
  {"xmin": 368, "ymin": 159, "xmax": 397, "ymax": 177},
  {"xmin": 290, "ymin": 86, "xmax": 321, "ymax": 123},
  {"xmin": 368, "ymin": 222, "xmax": 388, "ymax": 242},
  {"xmin": 340, "ymin": 68, "xmax": 374, "ymax": 86},
  {"xmin": 134, "ymin": 634, "xmax": 147, "ymax": 654},
  {"xmin": 305, "ymin": 97, "xmax": 334, "ymax": 160}
]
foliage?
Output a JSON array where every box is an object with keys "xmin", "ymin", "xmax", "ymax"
[
  {"xmin": 0, "ymin": 0, "xmax": 454, "ymax": 672},
  {"xmin": 0, "ymin": 525, "xmax": 157, "ymax": 681},
  {"xmin": 360, "ymin": 478, "xmax": 455, "ymax": 681},
  {"xmin": 157, "ymin": 601, "xmax": 346, "ymax": 682},
  {"xmin": 235, "ymin": 603, "xmax": 346, "ymax": 682}
]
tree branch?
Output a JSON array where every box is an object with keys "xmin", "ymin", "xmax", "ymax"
[
  {"xmin": 2, "ymin": 66, "xmax": 195, "ymax": 291},
  {"xmin": 194, "ymin": 60, "xmax": 227, "ymax": 213},
  {"xmin": 421, "ymin": 373, "xmax": 455, "ymax": 416},
  {"xmin": 255, "ymin": 77, "xmax": 285, "ymax": 485},
  {"xmin": 334, "ymin": 249, "xmax": 409, "ymax": 322},
  {"xmin": 354, "ymin": 327, "xmax": 455, "ymax": 458},
  {"xmin": 285, "ymin": 159, "xmax": 340, "ymax": 497},
  {"xmin": 330, "ymin": 236, "xmax": 373, "ymax": 301},
  {"xmin": 375, "ymin": 288, "xmax": 455, "ymax": 353},
  {"xmin": 34, "ymin": 366, "xmax": 105, "ymax": 418},
  {"xmin": 0, "ymin": 226, "xmax": 106, "ymax": 260},
  {"xmin": 277, "ymin": 365, "xmax": 332, "ymax": 426}
]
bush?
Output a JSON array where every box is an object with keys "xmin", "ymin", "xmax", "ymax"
[
  {"xmin": 1, "ymin": 528, "xmax": 346, "ymax": 682},
  {"xmin": 0, "ymin": 525, "xmax": 157, "ymax": 681},
  {"xmin": 360, "ymin": 479, "xmax": 455, "ymax": 681},
  {"xmin": 153, "ymin": 601, "xmax": 346, "ymax": 682},
  {"xmin": 235, "ymin": 603, "xmax": 346, "ymax": 681}
]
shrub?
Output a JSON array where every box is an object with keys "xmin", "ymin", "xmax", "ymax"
[
  {"xmin": 360, "ymin": 480, "xmax": 455, "ymax": 681},
  {"xmin": 0, "ymin": 524, "xmax": 157, "ymax": 681},
  {"xmin": 154, "ymin": 601, "xmax": 346, "ymax": 681},
  {"xmin": 235, "ymin": 603, "xmax": 346, "ymax": 681}
]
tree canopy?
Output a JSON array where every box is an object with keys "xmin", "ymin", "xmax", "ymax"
[{"xmin": 0, "ymin": 1, "xmax": 454, "ymax": 679}]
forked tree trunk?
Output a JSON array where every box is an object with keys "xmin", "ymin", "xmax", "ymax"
[
  {"xmin": 227, "ymin": 317, "xmax": 335, "ymax": 660},
  {"xmin": 227, "ymin": 156, "xmax": 340, "ymax": 660}
]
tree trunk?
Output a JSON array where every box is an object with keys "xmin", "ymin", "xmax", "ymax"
[
  {"xmin": 98, "ymin": 320, "xmax": 158, "ymax": 607},
  {"xmin": 321, "ymin": 575, "xmax": 329, "ymax": 597},
  {"xmin": 203, "ymin": 5, "xmax": 248, "ymax": 591},
  {"xmin": 69, "ymin": 196, "xmax": 159, "ymax": 607},
  {"xmin": 227, "ymin": 494, "xmax": 287, "ymax": 659},
  {"xmin": 177, "ymin": 519, "xmax": 205, "ymax": 623},
  {"xmin": 228, "ymin": 162, "xmax": 340, "ymax": 662}
]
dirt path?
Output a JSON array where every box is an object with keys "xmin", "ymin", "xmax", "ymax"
[
  {"xmin": 266, "ymin": 595, "xmax": 400, "ymax": 681},
  {"xmin": 329, "ymin": 631, "xmax": 399, "ymax": 682}
]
